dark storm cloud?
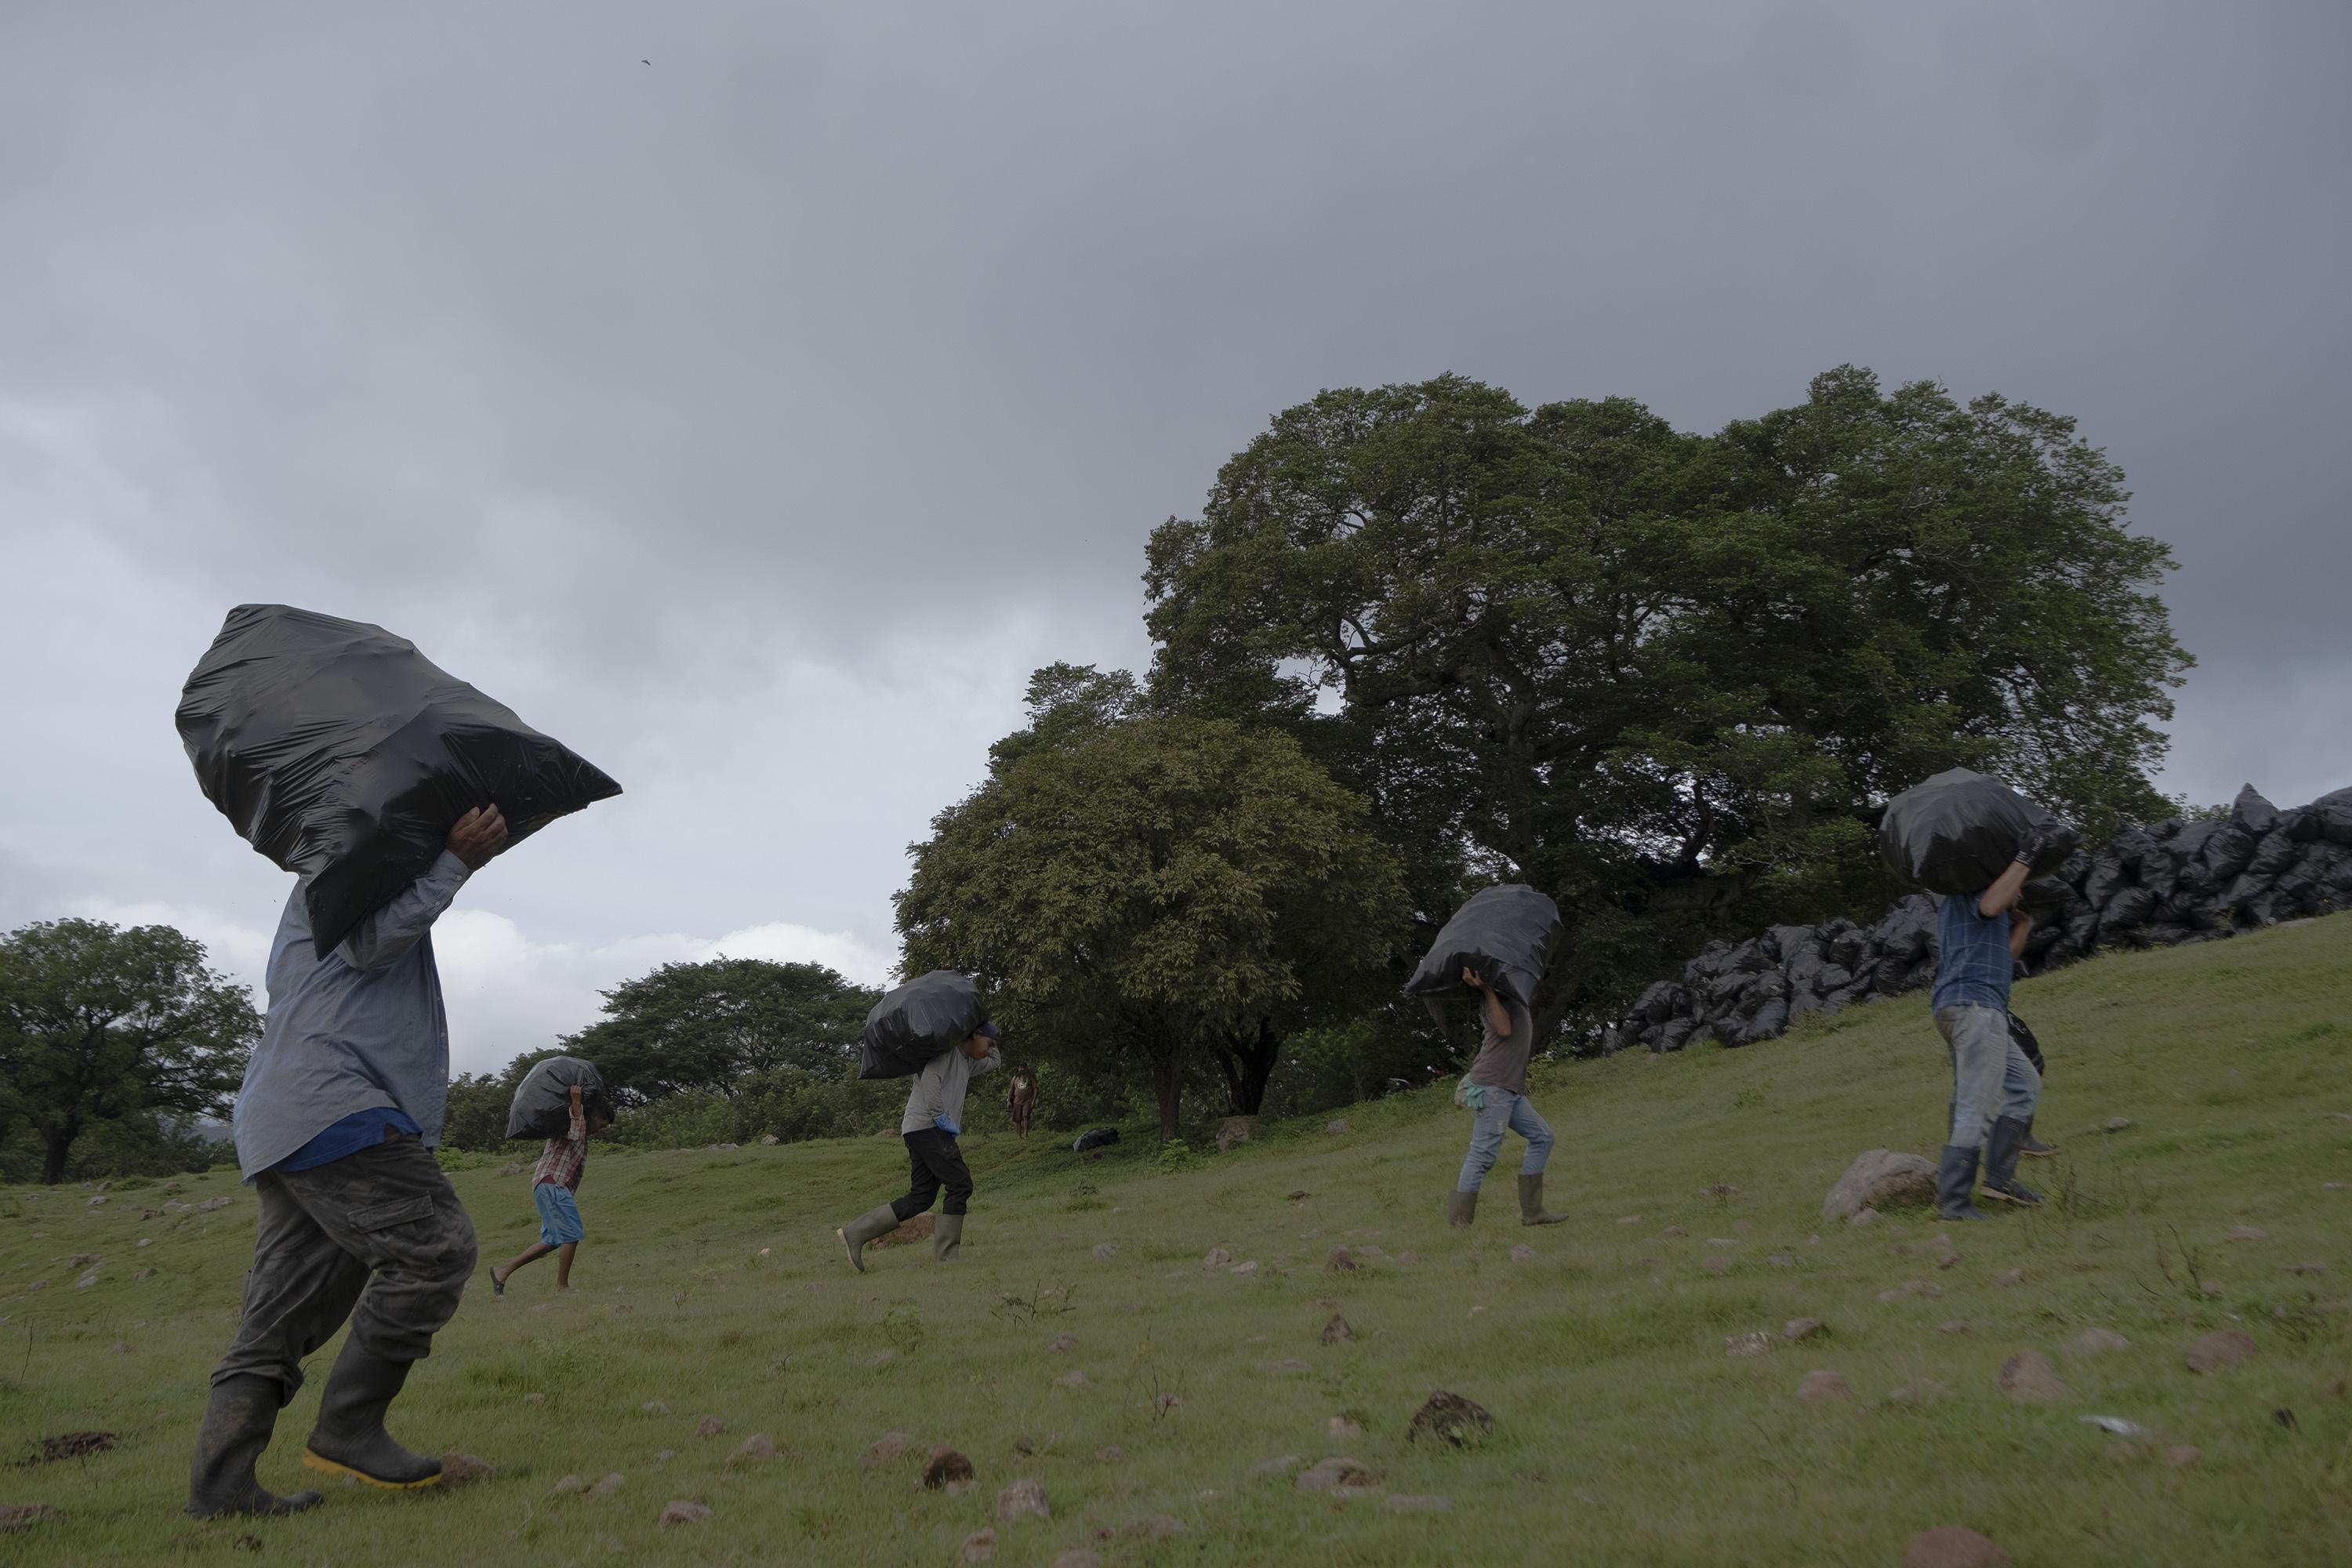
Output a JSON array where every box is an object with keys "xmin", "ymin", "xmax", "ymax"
[{"xmin": 2, "ymin": 1, "xmax": 2346, "ymax": 1065}]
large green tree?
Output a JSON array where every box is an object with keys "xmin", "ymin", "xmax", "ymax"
[
  {"xmin": 898, "ymin": 702, "xmax": 1408, "ymax": 1137},
  {"xmin": 563, "ymin": 958, "xmax": 877, "ymax": 1105},
  {"xmin": 0, "ymin": 919, "xmax": 258, "ymax": 1184},
  {"xmin": 1144, "ymin": 368, "xmax": 2190, "ymax": 1037}
]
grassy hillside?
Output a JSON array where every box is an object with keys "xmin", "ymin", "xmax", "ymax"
[{"xmin": 5, "ymin": 916, "xmax": 2350, "ymax": 1566}]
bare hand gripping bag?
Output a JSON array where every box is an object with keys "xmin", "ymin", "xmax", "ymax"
[
  {"xmin": 859, "ymin": 970, "xmax": 988, "ymax": 1081},
  {"xmin": 1878, "ymin": 768, "xmax": 2078, "ymax": 896},
  {"xmin": 506, "ymin": 1056, "xmax": 613, "ymax": 1140},
  {"xmin": 175, "ymin": 604, "xmax": 623, "ymax": 958},
  {"xmin": 1402, "ymin": 883, "xmax": 1562, "ymax": 1013}
]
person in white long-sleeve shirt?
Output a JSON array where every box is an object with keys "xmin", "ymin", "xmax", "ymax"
[{"xmin": 837, "ymin": 1022, "xmax": 1001, "ymax": 1269}]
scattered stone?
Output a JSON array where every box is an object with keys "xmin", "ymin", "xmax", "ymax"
[
  {"xmin": 1258, "ymin": 1359, "xmax": 1312, "ymax": 1375},
  {"xmin": 1901, "ymin": 1525, "xmax": 2012, "ymax": 1566},
  {"xmin": 1386, "ymin": 1494, "xmax": 1453, "ymax": 1513},
  {"xmin": 1997, "ymin": 1351, "xmax": 2067, "ymax": 1402},
  {"xmin": 1054, "ymin": 1370, "xmax": 1088, "ymax": 1388},
  {"xmin": 1995, "ymin": 1267, "xmax": 2027, "ymax": 1287},
  {"xmin": 1823, "ymin": 1150, "xmax": 1937, "ymax": 1221},
  {"xmin": 641, "ymin": 1400, "xmax": 670, "ymax": 1416},
  {"xmin": 2186, "ymin": 1330, "xmax": 2256, "ymax": 1374},
  {"xmin": 1701, "ymin": 1254, "xmax": 1731, "ymax": 1275},
  {"xmin": 731, "ymin": 1434, "xmax": 775, "ymax": 1464},
  {"xmin": 996, "ymin": 1479, "xmax": 1050, "ymax": 1523},
  {"xmin": 1249, "ymin": 1454, "xmax": 1303, "ymax": 1477},
  {"xmin": 760, "ymin": 1133, "xmax": 780, "ymax": 1145},
  {"xmin": 1795, "ymin": 1370, "xmax": 1854, "ymax": 1404},
  {"xmin": 198, "ymin": 1196, "xmax": 232, "ymax": 1212},
  {"xmin": 23, "ymin": 1281, "xmax": 41, "ymax": 1294},
  {"xmin": 1849, "ymin": 1208, "xmax": 1882, "ymax": 1228},
  {"xmin": 2163, "ymin": 1445, "xmax": 2204, "ymax": 1469},
  {"xmin": 550, "ymin": 1474, "xmax": 584, "ymax": 1497},
  {"xmin": 921, "ymin": 1447, "xmax": 978, "ymax": 1494},
  {"xmin": 1229, "ymin": 1261, "xmax": 1260, "ymax": 1278},
  {"xmin": 1783, "ymin": 1317, "xmax": 1828, "ymax": 1341},
  {"xmin": 658, "ymin": 1500, "xmax": 712, "ymax": 1529},
  {"xmin": 654, "ymin": 1449, "xmax": 677, "ymax": 1463},
  {"xmin": 1617, "ymin": 1215, "xmax": 1642, "ymax": 1225},
  {"xmin": 522, "ymin": 1392, "xmax": 547, "ymax": 1406},
  {"xmin": 590, "ymin": 1473, "xmax": 626, "ymax": 1497},
  {"xmin": 74, "ymin": 1272, "xmax": 100, "ymax": 1290},
  {"xmin": 1354, "ymin": 1244, "xmax": 1385, "ymax": 1258},
  {"xmin": 1321, "ymin": 1314, "xmax": 1355, "ymax": 1345},
  {"xmin": 67, "ymin": 1253, "xmax": 100, "ymax": 1268},
  {"xmin": 1766, "ymin": 1252, "xmax": 1798, "ymax": 1268},
  {"xmin": 1203, "ymin": 1247, "xmax": 1232, "ymax": 1269},
  {"xmin": 1328, "ymin": 1416, "xmax": 1362, "ymax": 1439},
  {"xmin": 2064, "ymin": 1328, "xmax": 2131, "ymax": 1358},
  {"xmin": 1287, "ymin": 1189, "xmax": 1309, "ymax": 1200},
  {"xmin": 1295, "ymin": 1457, "xmax": 1380, "ymax": 1496},
  {"xmin": 960, "ymin": 1526, "xmax": 998, "ymax": 1562},
  {"xmin": 2078, "ymin": 1415, "xmax": 2150, "ymax": 1439},
  {"xmin": 1511, "ymin": 1245, "xmax": 1537, "ymax": 1264},
  {"xmin": 694, "ymin": 1414, "xmax": 724, "ymax": 1438},
  {"xmin": 862, "ymin": 1432, "xmax": 910, "ymax": 1465},
  {"xmin": 1398, "ymin": 1250, "xmax": 1421, "ymax": 1265},
  {"xmin": 2227, "ymin": 1225, "xmax": 2270, "ymax": 1243},
  {"xmin": 1406, "ymin": 1390, "xmax": 1494, "ymax": 1447},
  {"xmin": 30, "ymin": 1432, "xmax": 114, "ymax": 1464},
  {"xmin": 1726, "ymin": 1331, "xmax": 1773, "ymax": 1358},
  {"xmin": 436, "ymin": 1452, "xmax": 495, "ymax": 1488},
  {"xmin": 1468, "ymin": 1305, "xmax": 1485, "ymax": 1316},
  {"xmin": 0, "ymin": 1505, "xmax": 60, "ymax": 1535},
  {"xmin": 135, "ymin": 1269, "xmax": 154, "ymax": 1281},
  {"xmin": 2103, "ymin": 1117, "xmax": 2132, "ymax": 1132},
  {"xmin": 1050, "ymin": 1334, "xmax": 1078, "ymax": 1352},
  {"xmin": 1325, "ymin": 1247, "xmax": 1357, "ymax": 1274},
  {"xmin": 1090, "ymin": 1243, "xmax": 1116, "ymax": 1262},
  {"xmin": 1938, "ymin": 1320, "xmax": 1970, "ymax": 1336},
  {"xmin": 1326, "ymin": 1120, "xmax": 1351, "ymax": 1134}
]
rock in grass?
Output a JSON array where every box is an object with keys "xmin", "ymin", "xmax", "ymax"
[
  {"xmin": 695, "ymin": 1415, "xmax": 724, "ymax": 1439},
  {"xmin": 1203, "ymin": 1247, "xmax": 1232, "ymax": 1269},
  {"xmin": 1995, "ymin": 1268, "xmax": 2027, "ymax": 1287},
  {"xmin": 1406, "ymin": 1391, "xmax": 1494, "ymax": 1448},
  {"xmin": 996, "ymin": 1479, "xmax": 1050, "ymax": 1523},
  {"xmin": 1997, "ymin": 1351, "xmax": 2067, "ymax": 1402},
  {"xmin": 1294, "ymin": 1456, "xmax": 1380, "ymax": 1496},
  {"xmin": 550, "ymin": 1474, "xmax": 585, "ymax": 1497},
  {"xmin": 590, "ymin": 1472, "xmax": 626, "ymax": 1497},
  {"xmin": 2283, "ymin": 1262, "xmax": 2327, "ymax": 1276},
  {"xmin": 641, "ymin": 1400, "xmax": 670, "ymax": 1416},
  {"xmin": 1782, "ymin": 1317, "xmax": 1827, "ymax": 1341},
  {"xmin": 1327, "ymin": 1247, "xmax": 1357, "ymax": 1273},
  {"xmin": 1049, "ymin": 1334, "xmax": 1078, "ymax": 1352},
  {"xmin": 1054, "ymin": 1370, "xmax": 1088, "ymax": 1388},
  {"xmin": 1901, "ymin": 1525, "xmax": 2011, "ymax": 1566},
  {"xmin": 1328, "ymin": 1416, "xmax": 1362, "ymax": 1439},
  {"xmin": 862, "ymin": 1431, "xmax": 910, "ymax": 1465},
  {"xmin": 921, "ymin": 1447, "xmax": 977, "ymax": 1494},
  {"xmin": 1510, "ymin": 1244, "xmax": 1537, "ymax": 1263},
  {"xmin": 1938, "ymin": 1320, "xmax": 1970, "ymax": 1336},
  {"xmin": 658, "ymin": 1500, "xmax": 712, "ymax": 1529},
  {"xmin": 1326, "ymin": 1120, "xmax": 1350, "ymax": 1134},
  {"xmin": 960, "ymin": 1527, "xmax": 998, "ymax": 1562},
  {"xmin": 1093, "ymin": 1446, "xmax": 1123, "ymax": 1463},
  {"xmin": 2186, "ymin": 1330, "xmax": 2256, "ymax": 1374},
  {"xmin": 436, "ymin": 1452, "xmax": 496, "ymax": 1488},
  {"xmin": 1320, "ymin": 1314, "xmax": 1355, "ymax": 1345},
  {"xmin": 1822, "ymin": 1150, "xmax": 1938, "ymax": 1221},
  {"xmin": 0, "ymin": 1505, "xmax": 60, "ymax": 1535},
  {"xmin": 1725, "ymin": 1331, "xmax": 1773, "ymax": 1358},
  {"xmin": 2064, "ymin": 1328, "xmax": 2131, "ymax": 1358},
  {"xmin": 1795, "ymin": 1370, "xmax": 1853, "ymax": 1404},
  {"xmin": 731, "ymin": 1434, "xmax": 775, "ymax": 1465},
  {"xmin": 1090, "ymin": 1243, "xmax": 1116, "ymax": 1261},
  {"xmin": 1700, "ymin": 1254, "xmax": 1731, "ymax": 1274}
]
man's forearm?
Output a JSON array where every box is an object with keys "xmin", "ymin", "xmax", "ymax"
[{"xmin": 343, "ymin": 851, "xmax": 472, "ymax": 970}]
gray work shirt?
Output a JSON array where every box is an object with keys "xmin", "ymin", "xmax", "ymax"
[
  {"xmin": 1466, "ymin": 996, "xmax": 1534, "ymax": 1094},
  {"xmin": 232, "ymin": 851, "xmax": 473, "ymax": 1178},
  {"xmin": 900, "ymin": 1046, "xmax": 1000, "ymax": 1135}
]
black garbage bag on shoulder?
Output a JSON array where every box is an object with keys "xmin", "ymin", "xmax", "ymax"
[
  {"xmin": 1878, "ymin": 768, "xmax": 2078, "ymax": 895},
  {"xmin": 859, "ymin": 970, "xmax": 987, "ymax": 1081},
  {"xmin": 2006, "ymin": 1012, "xmax": 2046, "ymax": 1080},
  {"xmin": 506, "ymin": 1057, "xmax": 612, "ymax": 1140},
  {"xmin": 1401, "ymin": 883, "xmax": 1562, "ymax": 1013},
  {"xmin": 1072, "ymin": 1126, "xmax": 1120, "ymax": 1153},
  {"xmin": 176, "ymin": 604, "xmax": 623, "ymax": 957}
]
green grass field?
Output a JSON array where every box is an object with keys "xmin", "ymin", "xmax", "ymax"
[{"xmin": 5, "ymin": 917, "xmax": 2350, "ymax": 1566}]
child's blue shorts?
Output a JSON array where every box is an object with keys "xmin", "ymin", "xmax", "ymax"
[{"xmin": 534, "ymin": 1182, "xmax": 586, "ymax": 1246}]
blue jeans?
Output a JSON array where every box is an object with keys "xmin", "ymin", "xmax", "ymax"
[
  {"xmin": 1456, "ymin": 1087, "xmax": 1554, "ymax": 1192},
  {"xmin": 1933, "ymin": 1004, "xmax": 2041, "ymax": 1146}
]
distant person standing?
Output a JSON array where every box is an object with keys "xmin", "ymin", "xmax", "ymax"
[
  {"xmin": 1930, "ymin": 831, "xmax": 2046, "ymax": 1221},
  {"xmin": 1449, "ymin": 967, "xmax": 1566, "ymax": 1229},
  {"xmin": 1006, "ymin": 1066, "xmax": 1038, "ymax": 1139},
  {"xmin": 186, "ymin": 806, "xmax": 507, "ymax": 1519},
  {"xmin": 836, "ymin": 1022, "xmax": 1003, "ymax": 1269},
  {"xmin": 488, "ymin": 1082, "xmax": 612, "ymax": 1296}
]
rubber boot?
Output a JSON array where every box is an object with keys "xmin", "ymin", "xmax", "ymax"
[
  {"xmin": 2019, "ymin": 1117, "xmax": 2060, "ymax": 1159},
  {"xmin": 186, "ymin": 1374, "xmax": 324, "ymax": 1519},
  {"xmin": 1446, "ymin": 1189, "xmax": 1478, "ymax": 1228},
  {"xmin": 933, "ymin": 1213, "xmax": 964, "ymax": 1262},
  {"xmin": 301, "ymin": 1338, "xmax": 441, "ymax": 1490},
  {"xmin": 837, "ymin": 1203, "xmax": 902, "ymax": 1273},
  {"xmin": 1980, "ymin": 1116, "xmax": 2045, "ymax": 1207},
  {"xmin": 1936, "ymin": 1145, "xmax": 1990, "ymax": 1221},
  {"xmin": 1516, "ymin": 1174, "xmax": 1567, "ymax": 1227}
]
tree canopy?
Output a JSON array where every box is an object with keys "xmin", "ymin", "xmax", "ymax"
[
  {"xmin": 898, "ymin": 702, "xmax": 1408, "ymax": 1136},
  {"xmin": 1144, "ymin": 368, "xmax": 2190, "ymax": 1036},
  {"xmin": 562, "ymin": 958, "xmax": 878, "ymax": 1106},
  {"xmin": 0, "ymin": 919, "xmax": 257, "ymax": 1184}
]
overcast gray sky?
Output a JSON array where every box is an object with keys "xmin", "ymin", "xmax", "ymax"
[{"xmin": 2, "ymin": 2, "xmax": 2346, "ymax": 1074}]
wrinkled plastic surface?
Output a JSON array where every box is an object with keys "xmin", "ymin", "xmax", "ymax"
[
  {"xmin": 176, "ymin": 604, "xmax": 622, "ymax": 957},
  {"xmin": 1072, "ymin": 1126, "xmax": 1120, "ymax": 1153},
  {"xmin": 2006, "ymin": 1011, "xmax": 2046, "ymax": 1080},
  {"xmin": 506, "ymin": 1056, "xmax": 612, "ymax": 1140},
  {"xmin": 1401, "ymin": 883, "xmax": 1562, "ymax": 1011},
  {"xmin": 1878, "ymin": 768, "xmax": 2079, "ymax": 895},
  {"xmin": 858, "ymin": 970, "xmax": 987, "ymax": 1081}
]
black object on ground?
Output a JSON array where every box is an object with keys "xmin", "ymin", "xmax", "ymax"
[
  {"xmin": 1071, "ymin": 1127, "xmax": 1120, "ymax": 1153},
  {"xmin": 176, "ymin": 604, "xmax": 622, "ymax": 957},
  {"xmin": 506, "ymin": 1056, "xmax": 612, "ymax": 1140},
  {"xmin": 859, "ymin": 971, "xmax": 986, "ymax": 1080},
  {"xmin": 1402, "ymin": 884, "xmax": 1562, "ymax": 1011},
  {"xmin": 1879, "ymin": 767, "xmax": 2078, "ymax": 895}
]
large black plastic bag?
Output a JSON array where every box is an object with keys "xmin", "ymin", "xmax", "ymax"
[
  {"xmin": 176, "ymin": 604, "xmax": 623, "ymax": 957},
  {"xmin": 1402, "ymin": 884, "xmax": 1562, "ymax": 1011},
  {"xmin": 506, "ymin": 1056, "xmax": 612, "ymax": 1140},
  {"xmin": 859, "ymin": 970, "xmax": 986, "ymax": 1081},
  {"xmin": 1879, "ymin": 768, "xmax": 2079, "ymax": 895}
]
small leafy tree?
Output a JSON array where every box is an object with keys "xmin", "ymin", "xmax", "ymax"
[
  {"xmin": 898, "ymin": 710, "xmax": 1407, "ymax": 1137},
  {"xmin": 0, "ymin": 919, "xmax": 258, "ymax": 1184},
  {"xmin": 564, "ymin": 959, "xmax": 877, "ymax": 1106}
]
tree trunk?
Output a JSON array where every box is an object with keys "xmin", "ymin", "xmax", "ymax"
[
  {"xmin": 1151, "ymin": 1054, "xmax": 1181, "ymax": 1142},
  {"xmin": 42, "ymin": 1128, "xmax": 74, "ymax": 1185},
  {"xmin": 1217, "ymin": 1022, "xmax": 1281, "ymax": 1116}
]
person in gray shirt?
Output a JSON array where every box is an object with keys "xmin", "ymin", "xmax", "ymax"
[
  {"xmin": 837, "ymin": 1022, "xmax": 1002, "ymax": 1270},
  {"xmin": 1448, "ymin": 966, "xmax": 1567, "ymax": 1229},
  {"xmin": 187, "ymin": 805, "xmax": 507, "ymax": 1519}
]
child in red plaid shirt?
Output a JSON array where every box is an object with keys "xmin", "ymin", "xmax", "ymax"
[{"xmin": 488, "ymin": 1083, "xmax": 611, "ymax": 1295}]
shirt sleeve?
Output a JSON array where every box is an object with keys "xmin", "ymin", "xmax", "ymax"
[
  {"xmin": 973, "ymin": 1049, "xmax": 1002, "ymax": 1079},
  {"xmin": 340, "ymin": 851, "xmax": 473, "ymax": 971}
]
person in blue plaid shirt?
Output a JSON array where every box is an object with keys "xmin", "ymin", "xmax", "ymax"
[{"xmin": 1929, "ymin": 827, "xmax": 2050, "ymax": 1221}]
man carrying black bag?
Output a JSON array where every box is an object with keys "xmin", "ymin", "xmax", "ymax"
[
  {"xmin": 186, "ymin": 806, "xmax": 507, "ymax": 1519},
  {"xmin": 837, "ymin": 1022, "xmax": 1002, "ymax": 1272},
  {"xmin": 1929, "ymin": 829, "xmax": 2047, "ymax": 1221}
]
